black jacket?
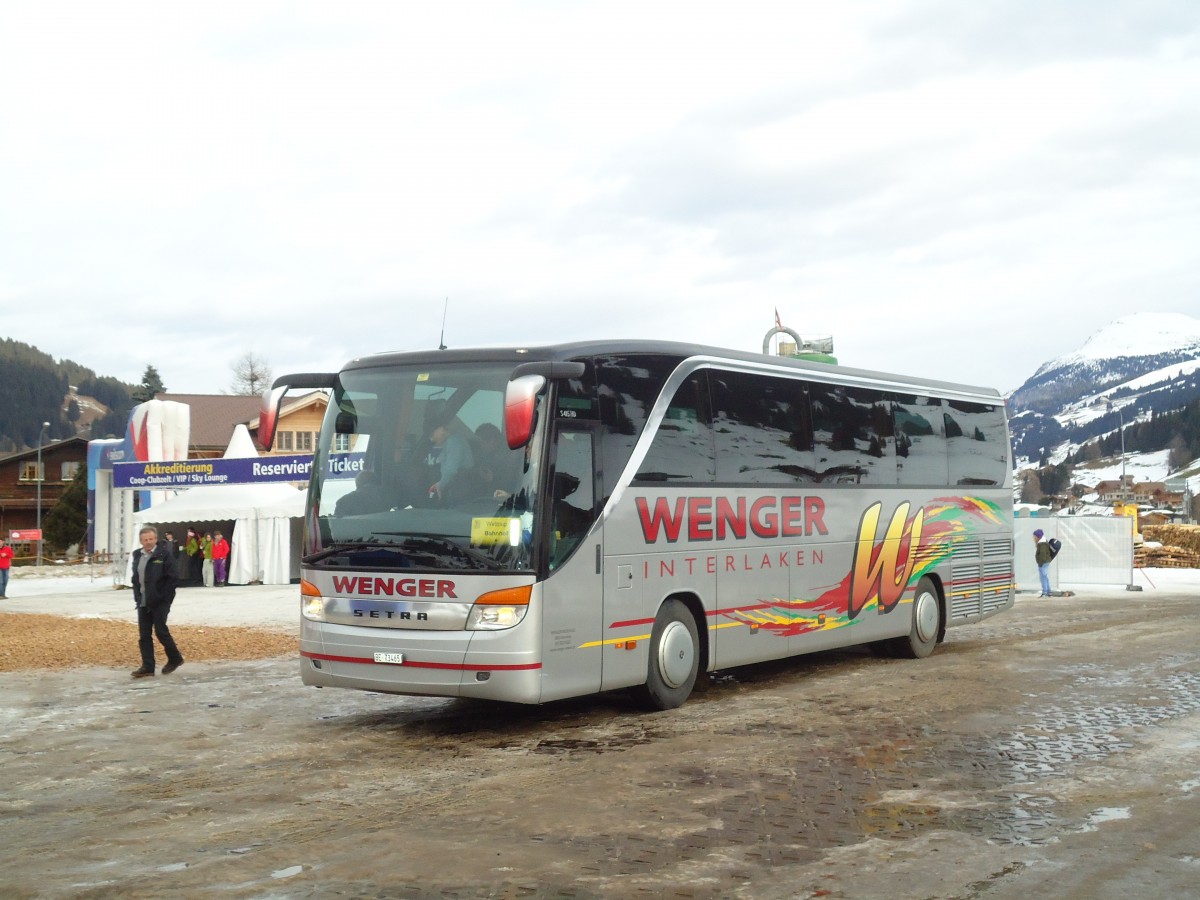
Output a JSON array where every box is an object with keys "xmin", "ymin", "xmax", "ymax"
[{"xmin": 132, "ymin": 544, "xmax": 177, "ymax": 608}]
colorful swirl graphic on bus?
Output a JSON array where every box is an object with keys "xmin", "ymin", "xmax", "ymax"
[{"xmin": 718, "ymin": 496, "xmax": 1004, "ymax": 638}]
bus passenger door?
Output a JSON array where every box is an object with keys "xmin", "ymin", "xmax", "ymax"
[
  {"xmin": 537, "ymin": 427, "xmax": 605, "ymax": 702},
  {"xmin": 600, "ymin": 547, "xmax": 645, "ymax": 692}
]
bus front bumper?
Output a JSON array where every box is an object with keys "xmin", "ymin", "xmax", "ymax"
[{"xmin": 299, "ymin": 619, "xmax": 544, "ymax": 703}]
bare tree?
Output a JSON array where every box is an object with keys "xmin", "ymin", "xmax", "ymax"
[
  {"xmin": 1167, "ymin": 434, "xmax": 1189, "ymax": 473},
  {"xmin": 1019, "ymin": 470, "xmax": 1043, "ymax": 504},
  {"xmin": 229, "ymin": 352, "xmax": 273, "ymax": 396}
]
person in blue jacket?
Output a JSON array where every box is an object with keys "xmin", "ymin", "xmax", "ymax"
[{"xmin": 425, "ymin": 407, "xmax": 474, "ymax": 503}]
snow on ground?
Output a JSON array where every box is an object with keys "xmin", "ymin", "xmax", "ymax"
[
  {"xmin": 1068, "ymin": 449, "xmax": 1172, "ymax": 489},
  {"xmin": 7, "ymin": 569, "xmax": 122, "ymax": 596},
  {"xmin": 2, "ymin": 568, "xmax": 1195, "ymax": 631},
  {"xmin": 1016, "ymin": 448, "xmax": 1175, "ymax": 496},
  {"xmin": 1017, "ymin": 447, "xmax": 1200, "ymax": 507},
  {"xmin": 3, "ymin": 570, "xmax": 299, "ymax": 629},
  {"xmin": 1089, "ymin": 566, "xmax": 1200, "ymax": 594}
]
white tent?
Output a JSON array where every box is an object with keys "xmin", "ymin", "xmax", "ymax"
[
  {"xmin": 133, "ymin": 482, "xmax": 305, "ymax": 584},
  {"xmin": 132, "ymin": 426, "xmax": 306, "ymax": 585}
]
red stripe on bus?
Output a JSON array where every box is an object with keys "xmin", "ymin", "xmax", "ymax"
[{"xmin": 300, "ymin": 651, "xmax": 541, "ymax": 671}]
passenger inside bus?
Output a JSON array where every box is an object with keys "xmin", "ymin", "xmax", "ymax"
[
  {"xmin": 424, "ymin": 404, "xmax": 475, "ymax": 504},
  {"xmin": 473, "ymin": 422, "xmax": 521, "ymax": 500},
  {"xmin": 334, "ymin": 469, "xmax": 386, "ymax": 516}
]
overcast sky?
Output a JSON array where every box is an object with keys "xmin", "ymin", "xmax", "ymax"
[{"xmin": 2, "ymin": 1, "xmax": 1197, "ymax": 398}]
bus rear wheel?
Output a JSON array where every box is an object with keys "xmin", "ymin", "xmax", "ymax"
[
  {"xmin": 884, "ymin": 576, "xmax": 942, "ymax": 659},
  {"xmin": 631, "ymin": 599, "xmax": 699, "ymax": 711}
]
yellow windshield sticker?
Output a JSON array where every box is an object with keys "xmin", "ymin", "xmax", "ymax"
[{"xmin": 471, "ymin": 517, "xmax": 516, "ymax": 546}]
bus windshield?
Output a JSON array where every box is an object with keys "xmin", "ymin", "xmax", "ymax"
[{"xmin": 305, "ymin": 362, "xmax": 546, "ymax": 573}]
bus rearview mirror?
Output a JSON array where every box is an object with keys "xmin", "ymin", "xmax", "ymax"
[{"xmin": 505, "ymin": 374, "xmax": 546, "ymax": 449}]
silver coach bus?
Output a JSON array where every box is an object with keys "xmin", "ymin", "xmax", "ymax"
[{"xmin": 262, "ymin": 340, "xmax": 1014, "ymax": 709}]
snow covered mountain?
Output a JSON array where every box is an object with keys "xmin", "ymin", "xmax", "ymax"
[{"xmin": 1008, "ymin": 312, "xmax": 1200, "ymax": 463}]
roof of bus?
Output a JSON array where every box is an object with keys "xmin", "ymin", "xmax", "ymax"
[{"xmin": 339, "ymin": 340, "xmax": 1005, "ymax": 403}]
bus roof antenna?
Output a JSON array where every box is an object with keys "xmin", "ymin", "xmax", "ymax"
[{"xmin": 438, "ymin": 297, "xmax": 448, "ymax": 350}]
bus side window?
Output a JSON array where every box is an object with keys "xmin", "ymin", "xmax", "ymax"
[
  {"xmin": 635, "ymin": 372, "xmax": 715, "ymax": 483},
  {"xmin": 946, "ymin": 400, "xmax": 1007, "ymax": 486},
  {"xmin": 894, "ymin": 394, "xmax": 947, "ymax": 486},
  {"xmin": 809, "ymin": 384, "xmax": 896, "ymax": 485},
  {"xmin": 594, "ymin": 353, "xmax": 683, "ymax": 498},
  {"xmin": 711, "ymin": 370, "xmax": 816, "ymax": 484}
]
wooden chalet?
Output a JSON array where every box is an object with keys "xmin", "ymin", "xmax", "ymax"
[{"xmin": 0, "ymin": 437, "xmax": 88, "ymax": 537}]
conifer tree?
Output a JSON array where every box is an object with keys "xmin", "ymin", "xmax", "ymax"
[
  {"xmin": 43, "ymin": 465, "xmax": 88, "ymax": 554},
  {"xmin": 133, "ymin": 365, "xmax": 166, "ymax": 402}
]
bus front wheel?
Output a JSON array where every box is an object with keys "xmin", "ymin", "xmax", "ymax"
[{"xmin": 631, "ymin": 599, "xmax": 699, "ymax": 711}]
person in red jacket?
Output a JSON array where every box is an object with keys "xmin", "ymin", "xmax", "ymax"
[
  {"xmin": 212, "ymin": 530, "xmax": 230, "ymax": 586},
  {"xmin": 0, "ymin": 538, "xmax": 13, "ymax": 598}
]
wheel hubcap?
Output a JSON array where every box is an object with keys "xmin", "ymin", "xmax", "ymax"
[
  {"xmin": 914, "ymin": 590, "xmax": 939, "ymax": 643},
  {"xmin": 658, "ymin": 620, "xmax": 696, "ymax": 688}
]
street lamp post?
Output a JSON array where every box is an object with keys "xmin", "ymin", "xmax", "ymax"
[
  {"xmin": 1118, "ymin": 406, "xmax": 1127, "ymax": 496},
  {"xmin": 1106, "ymin": 401, "xmax": 1143, "ymax": 592},
  {"xmin": 36, "ymin": 421, "xmax": 49, "ymax": 568},
  {"xmin": 1107, "ymin": 401, "xmax": 1127, "ymax": 499}
]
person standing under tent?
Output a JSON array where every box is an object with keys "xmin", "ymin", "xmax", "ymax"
[
  {"xmin": 185, "ymin": 528, "xmax": 202, "ymax": 585},
  {"xmin": 172, "ymin": 529, "xmax": 190, "ymax": 582},
  {"xmin": 201, "ymin": 532, "xmax": 215, "ymax": 588},
  {"xmin": 212, "ymin": 530, "xmax": 230, "ymax": 586}
]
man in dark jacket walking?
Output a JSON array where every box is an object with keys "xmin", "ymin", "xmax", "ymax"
[{"xmin": 130, "ymin": 525, "xmax": 183, "ymax": 678}]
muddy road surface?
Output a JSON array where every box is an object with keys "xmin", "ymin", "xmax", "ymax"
[{"xmin": 2, "ymin": 590, "xmax": 1198, "ymax": 899}]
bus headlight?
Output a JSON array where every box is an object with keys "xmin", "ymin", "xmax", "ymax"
[
  {"xmin": 301, "ymin": 580, "xmax": 326, "ymax": 622},
  {"xmin": 466, "ymin": 585, "xmax": 532, "ymax": 631},
  {"xmin": 467, "ymin": 604, "xmax": 528, "ymax": 630}
]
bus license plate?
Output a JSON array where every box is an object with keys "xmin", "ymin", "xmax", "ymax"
[{"xmin": 373, "ymin": 652, "xmax": 405, "ymax": 665}]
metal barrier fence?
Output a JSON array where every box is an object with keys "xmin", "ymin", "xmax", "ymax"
[
  {"xmin": 1014, "ymin": 516, "xmax": 1135, "ymax": 591},
  {"xmin": 9, "ymin": 551, "xmax": 116, "ymax": 568}
]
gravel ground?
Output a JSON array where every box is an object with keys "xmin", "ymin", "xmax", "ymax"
[
  {"xmin": 1, "ymin": 567, "xmax": 299, "ymax": 673},
  {"xmin": 3, "ymin": 584, "xmax": 1198, "ymax": 898},
  {"xmin": 0, "ymin": 612, "xmax": 296, "ymax": 673}
]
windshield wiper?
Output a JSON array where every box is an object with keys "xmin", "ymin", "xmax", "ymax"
[{"xmin": 303, "ymin": 540, "xmax": 402, "ymax": 564}]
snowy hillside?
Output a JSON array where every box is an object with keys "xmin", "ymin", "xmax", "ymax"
[
  {"xmin": 1053, "ymin": 356, "xmax": 1200, "ymax": 430},
  {"xmin": 1033, "ymin": 312, "xmax": 1200, "ymax": 379},
  {"xmin": 1009, "ymin": 312, "xmax": 1200, "ymax": 463}
]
